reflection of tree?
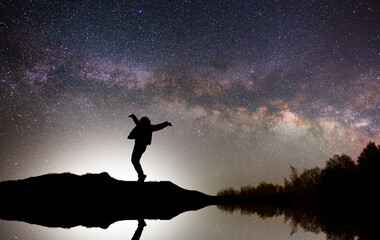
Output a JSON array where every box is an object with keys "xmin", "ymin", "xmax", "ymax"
[{"xmin": 218, "ymin": 142, "xmax": 380, "ymax": 240}]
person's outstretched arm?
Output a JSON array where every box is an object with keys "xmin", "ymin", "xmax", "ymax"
[
  {"xmin": 151, "ymin": 121, "xmax": 172, "ymax": 132},
  {"xmin": 129, "ymin": 114, "xmax": 140, "ymax": 125}
]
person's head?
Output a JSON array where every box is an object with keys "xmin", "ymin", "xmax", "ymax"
[{"xmin": 140, "ymin": 117, "xmax": 151, "ymax": 126}]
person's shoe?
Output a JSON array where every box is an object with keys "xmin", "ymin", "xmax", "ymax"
[
  {"xmin": 138, "ymin": 174, "xmax": 146, "ymax": 182},
  {"xmin": 138, "ymin": 219, "xmax": 147, "ymax": 227}
]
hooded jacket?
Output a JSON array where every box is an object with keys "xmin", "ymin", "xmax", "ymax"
[{"xmin": 128, "ymin": 116, "xmax": 170, "ymax": 145}]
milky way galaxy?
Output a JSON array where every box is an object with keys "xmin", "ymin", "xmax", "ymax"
[{"xmin": 1, "ymin": 0, "xmax": 379, "ymax": 193}]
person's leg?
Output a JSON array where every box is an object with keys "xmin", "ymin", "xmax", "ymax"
[
  {"xmin": 131, "ymin": 219, "xmax": 146, "ymax": 240},
  {"xmin": 131, "ymin": 144, "xmax": 147, "ymax": 177}
]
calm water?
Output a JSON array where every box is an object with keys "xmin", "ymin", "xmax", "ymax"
[{"xmin": 0, "ymin": 206, "xmax": 325, "ymax": 240}]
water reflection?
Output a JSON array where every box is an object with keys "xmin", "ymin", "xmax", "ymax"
[
  {"xmin": 218, "ymin": 200, "xmax": 378, "ymax": 240},
  {"xmin": 0, "ymin": 206, "xmax": 324, "ymax": 240},
  {"xmin": 217, "ymin": 142, "xmax": 380, "ymax": 240},
  {"xmin": 2, "ymin": 199, "xmax": 377, "ymax": 240},
  {"xmin": 1, "ymin": 191, "xmax": 377, "ymax": 240}
]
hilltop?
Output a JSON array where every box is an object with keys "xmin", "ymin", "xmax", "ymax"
[{"xmin": 0, "ymin": 172, "xmax": 215, "ymax": 228}]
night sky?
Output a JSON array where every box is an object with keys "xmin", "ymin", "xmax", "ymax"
[{"xmin": 1, "ymin": 0, "xmax": 379, "ymax": 194}]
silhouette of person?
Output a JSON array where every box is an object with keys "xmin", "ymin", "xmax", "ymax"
[
  {"xmin": 131, "ymin": 219, "xmax": 146, "ymax": 240},
  {"xmin": 128, "ymin": 114, "xmax": 172, "ymax": 182}
]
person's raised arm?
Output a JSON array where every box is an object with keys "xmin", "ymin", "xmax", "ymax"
[
  {"xmin": 151, "ymin": 121, "xmax": 172, "ymax": 132},
  {"xmin": 129, "ymin": 114, "xmax": 140, "ymax": 125}
]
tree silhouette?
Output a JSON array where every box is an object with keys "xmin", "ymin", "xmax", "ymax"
[
  {"xmin": 358, "ymin": 142, "xmax": 380, "ymax": 182},
  {"xmin": 218, "ymin": 142, "xmax": 380, "ymax": 240}
]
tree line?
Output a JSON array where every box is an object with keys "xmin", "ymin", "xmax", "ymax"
[{"xmin": 217, "ymin": 142, "xmax": 380, "ymax": 240}]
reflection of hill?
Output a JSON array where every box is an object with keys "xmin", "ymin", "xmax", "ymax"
[
  {"xmin": 218, "ymin": 142, "xmax": 380, "ymax": 240},
  {"xmin": 0, "ymin": 172, "xmax": 215, "ymax": 228}
]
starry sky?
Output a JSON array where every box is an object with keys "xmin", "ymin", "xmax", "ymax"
[{"xmin": 1, "ymin": 0, "xmax": 379, "ymax": 194}]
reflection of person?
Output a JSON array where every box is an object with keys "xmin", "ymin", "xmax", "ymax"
[
  {"xmin": 131, "ymin": 219, "xmax": 146, "ymax": 240},
  {"xmin": 128, "ymin": 114, "xmax": 172, "ymax": 182}
]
